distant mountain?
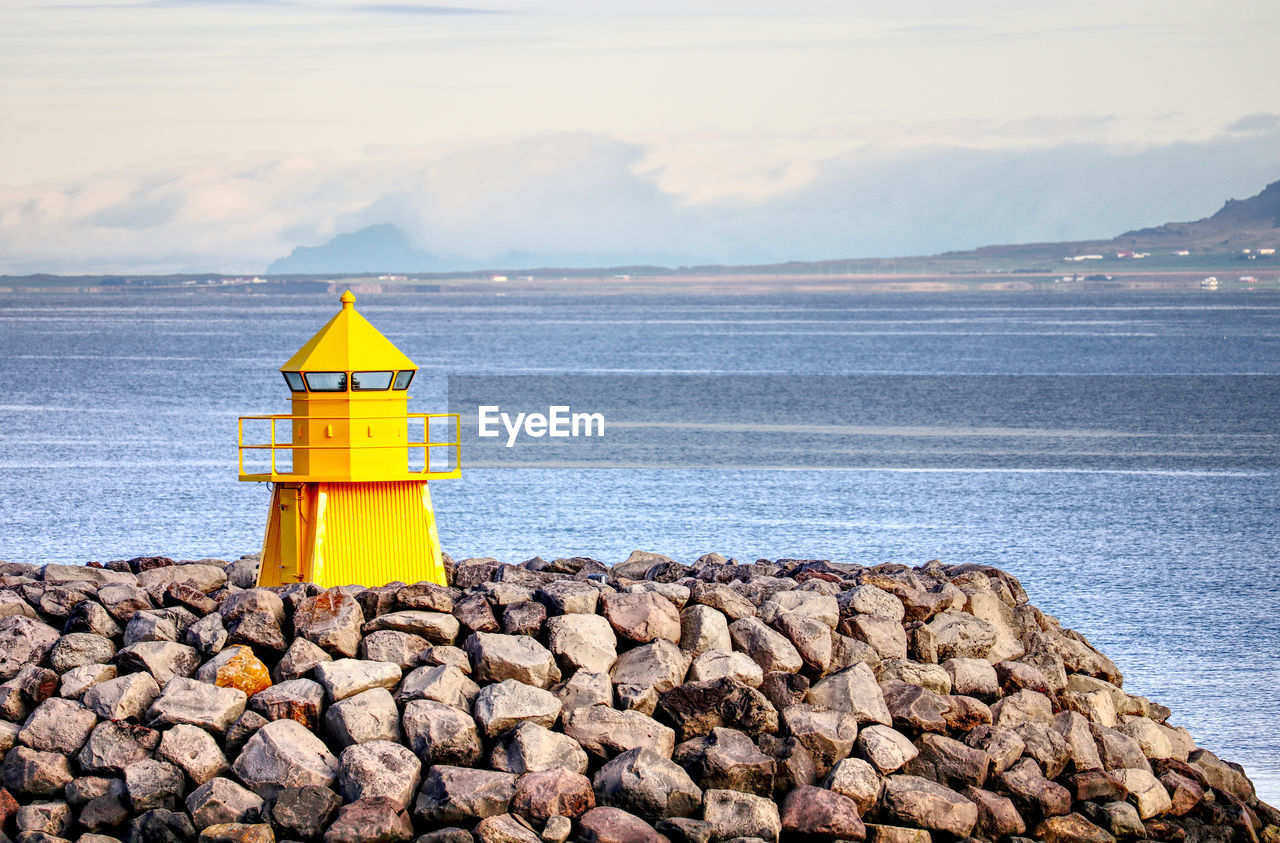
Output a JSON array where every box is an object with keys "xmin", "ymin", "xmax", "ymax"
[
  {"xmin": 1114, "ymin": 179, "xmax": 1280, "ymax": 247},
  {"xmin": 267, "ymin": 224, "xmax": 440, "ymax": 274},
  {"xmin": 266, "ymin": 179, "xmax": 1280, "ymax": 277}
]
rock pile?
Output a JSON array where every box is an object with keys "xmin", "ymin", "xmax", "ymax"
[{"xmin": 0, "ymin": 551, "xmax": 1273, "ymax": 843}]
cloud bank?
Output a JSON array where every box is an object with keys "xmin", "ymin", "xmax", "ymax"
[{"xmin": 2, "ymin": 126, "xmax": 1280, "ymax": 275}]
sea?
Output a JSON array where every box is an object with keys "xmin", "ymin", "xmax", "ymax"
[{"xmin": 1, "ymin": 287, "xmax": 1277, "ymax": 800}]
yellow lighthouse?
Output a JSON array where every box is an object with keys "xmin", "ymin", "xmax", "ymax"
[{"xmin": 238, "ymin": 291, "xmax": 459, "ymax": 588}]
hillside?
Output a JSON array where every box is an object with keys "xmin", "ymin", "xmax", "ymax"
[{"xmin": 1115, "ymin": 180, "xmax": 1280, "ymax": 248}]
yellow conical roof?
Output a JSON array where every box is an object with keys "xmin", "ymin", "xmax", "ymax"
[{"xmin": 281, "ymin": 291, "xmax": 417, "ymax": 372}]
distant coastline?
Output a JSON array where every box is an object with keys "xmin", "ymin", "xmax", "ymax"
[{"xmin": 1, "ymin": 267, "xmax": 1275, "ymax": 297}]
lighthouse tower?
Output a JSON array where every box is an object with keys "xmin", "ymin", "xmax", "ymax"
[{"xmin": 238, "ymin": 291, "xmax": 459, "ymax": 588}]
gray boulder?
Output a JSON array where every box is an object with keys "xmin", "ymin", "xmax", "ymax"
[
  {"xmin": 593, "ymin": 746, "xmax": 702, "ymax": 822},
  {"xmin": 123, "ymin": 758, "xmax": 185, "ymax": 811},
  {"xmin": 849, "ymin": 615, "xmax": 907, "ymax": 661},
  {"xmin": 688, "ymin": 650, "xmax": 763, "ymax": 687},
  {"xmin": 268, "ymin": 784, "xmax": 342, "ymax": 839},
  {"xmin": 840, "ymin": 584, "xmax": 905, "ymax": 621},
  {"xmin": 185, "ymin": 613, "xmax": 229, "ymax": 657},
  {"xmin": 17, "ymin": 697, "xmax": 97, "ymax": 755},
  {"xmin": 148, "ymin": 676, "xmax": 246, "ymax": 733},
  {"xmin": 77, "ymin": 720, "xmax": 161, "ymax": 774},
  {"xmin": 402, "ymin": 699, "xmax": 484, "ymax": 767},
  {"xmin": 83, "ymin": 671, "xmax": 160, "ymax": 721},
  {"xmin": 490, "ymin": 721, "xmax": 590, "ymax": 775},
  {"xmin": 564, "ymin": 704, "xmax": 677, "ymax": 760},
  {"xmin": 944, "ymin": 657, "xmax": 999, "ymax": 698},
  {"xmin": 185, "ymin": 777, "xmax": 265, "ymax": 830},
  {"xmin": 991, "ymin": 689, "xmax": 1055, "ymax": 730},
  {"xmin": 609, "ymin": 640, "xmax": 690, "ymax": 694},
  {"xmin": 231, "ymin": 717, "xmax": 339, "ymax": 798},
  {"xmin": 220, "ymin": 589, "xmax": 288, "ymax": 653},
  {"xmin": 415, "ymin": 765, "xmax": 518, "ymax": 825},
  {"xmin": 314, "ymin": 658, "xmax": 402, "ymax": 702},
  {"xmin": 679, "ymin": 605, "xmax": 732, "ymax": 655},
  {"xmin": 364, "ymin": 610, "xmax": 461, "ymax": 644},
  {"xmin": 672, "ymin": 727, "xmax": 776, "ymax": 797},
  {"xmin": 137, "ymin": 563, "xmax": 227, "ymax": 593},
  {"xmin": 906, "ymin": 733, "xmax": 991, "ymax": 789},
  {"xmin": 44, "ymin": 563, "xmax": 135, "ymax": 586},
  {"xmin": 113, "ymin": 640, "xmax": 200, "ymax": 685},
  {"xmin": 823, "ymin": 756, "xmax": 882, "ymax": 815},
  {"xmin": 127, "ymin": 807, "xmax": 198, "ymax": 842},
  {"xmin": 927, "ymin": 612, "xmax": 997, "ymax": 661},
  {"xmin": 690, "ymin": 584, "xmax": 757, "ymax": 621},
  {"xmin": 854, "ymin": 724, "xmax": 918, "ymax": 775},
  {"xmin": 880, "ymin": 774, "xmax": 979, "ymax": 838},
  {"xmin": 64, "ymin": 599, "xmax": 123, "ymax": 638},
  {"xmin": 395, "ymin": 663, "xmax": 480, "ymax": 709},
  {"xmin": 779, "ymin": 704, "xmax": 858, "ymax": 778},
  {"xmin": 338, "ymin": 739, "xmax": 422, "ymax": 809},
  {"xmin": 97, "ymin": 582, "xmax": 153, "ymax": 623},
  {"xmin": 805, "ymin": 663, "xmax": 892, "ymax": 726},
  {"xmin": 538, "ymin": 581, "xmax": 603, "ymax": 615},
  {"xmin": 325, "ymin": 686, "xmax": 402, "ymax": 747},
  {"xmin": 227, "ymin": 556, "xmax": 261, "ymax": 589},
  {"xmin": 361, "ymin": 629, "xmax": 433, "ymax": 669},
  {"xmin": 0, "ymin": 746, "xmax": 73, "ymax": 797},
  {"xmin": 48, "ymin": 633, "xmax": 115, "ymax": 673},
  {"xmin": 156, "ymin": 722, "xmax": 230, "ymax": 785},
  {"xmin": 473, "ymin": 679, "xmax": 563, "ymax": 738},
  {"xmin": 57, "ymin": 663, "xmax": 117, "ymax": 700},
  {"xmin": 466, "ymin": 633, "xmax": 561, "ymax": 689},
  {"xmin": 14, "ymin": 799, "xmax": 72, "ymax": 836},
  {"xmin": 273, "ymin": 636, "xmax": 333, "ymax": 683},
  {"xmin": 551, "ymin": 670, "xmax": 613, "ymax": 712},
  {"xmin": 728, "ymin": 618, "xmax": 803, "ymax": 674},
  {"xmin": 546, "ymin": 613, "xmax": 618, "ymax": 674},
  {"xmin": 702, "ymin": 789, "xmax": 782, "ymax": 843},
  {"xmin": 124, "ymin": 611, "xmax": 179, "ymax": 646},
  {"xmin": 772, "ymin": 613, "xmax": 835, "ymax": 674},
  {"xmin": 324, "ymin": 796, "xmax": 415, "ymax": 843},
  {"xmin": 760, "ymin": 591, "xmax": 839, "ymax": 628},
  {"xmin": 875, "ymin": 659, "xmax": 952, "ymax": 695}
]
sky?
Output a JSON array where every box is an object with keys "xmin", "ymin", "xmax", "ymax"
[{"xmin": 1, "ymin": 0, "xmax": 1278, "ymax": 273}]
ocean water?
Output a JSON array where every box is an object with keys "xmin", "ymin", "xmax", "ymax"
[{"xmin": 1, "ymin": 287, "xmax": 1278, "ymax": 799}]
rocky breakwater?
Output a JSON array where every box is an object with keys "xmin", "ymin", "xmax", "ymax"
[{"xmin": 0, "ymin": 551, "xmax": 1272, "ymax": 843}]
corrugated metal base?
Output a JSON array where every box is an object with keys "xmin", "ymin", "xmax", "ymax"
[{"xmin": 258, "ymin": 481, "xmax": 446, "ymax": 588}]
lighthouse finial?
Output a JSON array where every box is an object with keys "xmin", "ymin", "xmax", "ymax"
[{"xmin": 340, "ymin": 290, "xmax": 356, "ymax": 309}]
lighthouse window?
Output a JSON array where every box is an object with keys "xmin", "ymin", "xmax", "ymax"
[
  {"xmin": 393, "ymin": 370, "xmax": 414, "ymax": 390},
  {"xmin": 352, "ymin": 371, "xmax": 394, "ymax": 391},
  {"xmin": 304, "ymin": 372, "xmax": 347, "ymax": 392},
  {"xmin": 282, "ymin": 372, "xmax": 306, "ymax": 392}
]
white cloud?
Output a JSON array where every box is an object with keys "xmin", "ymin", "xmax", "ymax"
[{"xmin": 2, "ymin": 125, "xmax": 1278, "ymax": 274}]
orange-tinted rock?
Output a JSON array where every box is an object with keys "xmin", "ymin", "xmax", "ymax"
[
  {"xmin": 0, "ymin": 787, "xmax": 19, "ymax": 825},
  {"xmin": 215, "ymin": 647, "xmax": 273, "ymax": 697}
]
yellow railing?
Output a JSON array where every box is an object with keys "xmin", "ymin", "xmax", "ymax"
[{"xmin": 237, "ymin": 413, "xmax": 461, "ymax": 482}]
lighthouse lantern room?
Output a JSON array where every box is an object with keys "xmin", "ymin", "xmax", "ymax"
[{"xmin": 238, "ymin": 291, "xmax": 459, "ymax": 588}]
